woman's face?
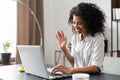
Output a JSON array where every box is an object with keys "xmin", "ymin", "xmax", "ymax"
[{"xmin": 72, "ymin": 15, "xmax": 87, "ymax": 34}]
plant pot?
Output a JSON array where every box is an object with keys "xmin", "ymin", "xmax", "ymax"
[{"xmin": 1, "ymin": 53, "xmax": 11, "ymax": 64}]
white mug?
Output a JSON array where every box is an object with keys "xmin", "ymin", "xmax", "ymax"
[{"xmin": 72, "ymin": 73, "xmax": 89, "ymax": 80}]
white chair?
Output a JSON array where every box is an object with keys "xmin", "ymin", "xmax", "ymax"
[{"xmin": 102, "ymin": 57, "xmax": 120, "ymax": 75}]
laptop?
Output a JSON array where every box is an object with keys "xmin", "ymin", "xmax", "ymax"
[{"xmin": 17, "ymin": 45, "xmax": 71, "ymax": 79}]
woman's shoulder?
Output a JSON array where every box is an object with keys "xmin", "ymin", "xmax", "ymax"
[
  {"xmin": 94, "ymin": 33, "xmax": 104, "ymax": 38},
  {"xmin": 93, "ymin": 33, "xmax": 105, "ymax": 41}
]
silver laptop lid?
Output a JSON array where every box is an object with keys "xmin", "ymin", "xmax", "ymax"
[{"xmin": 17, "ymin": 45, "xmax": 49, "ymax": 79}]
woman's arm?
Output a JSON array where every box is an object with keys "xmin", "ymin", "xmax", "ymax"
[
  {"xmin": 61, "ymin": 47, "xmax": 74, "ymax": 67},
  {"xmin": 56, "ymin": 30, "xmax": 74, "ymax": 67},
  {"xmin": 51, "ymin": 64, "xmax": 100, "ymax": 74},
  {"xmin": 70, "ymin": 65, "xmax": 100, "ymax": 74}
]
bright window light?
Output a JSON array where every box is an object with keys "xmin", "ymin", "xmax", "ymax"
[{"xmin": 0, "ymin": 0, "xmax": 17, "ymax": 57}]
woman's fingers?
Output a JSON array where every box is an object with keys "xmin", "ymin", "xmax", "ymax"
[
  {"xmin": 51, "ymin": 68, "xmax": 58, "ymax": 74},
  {"xmin": 56, "ymin": 33, "xmax": 59, "ymax": 40},
  {"xmin": 51, "ymin": 64, "xmax": 62, "ymax": 74},
  {"xmin": 56, "ymin": 30, "xmax": 64, "ymax": 39},
  {"xmin": 51, "ymin": 65, "xmax": 72, "ymax": 74},
  {"xmin": 56, "ymin": 30, "xmax": 67, "ymax": 49},
  {"xmin": 57, "ymin": 30, "xmax": 62, "ymax": 38},
  {"xmin": 60, "ymin": 30, "xmax": 64, "ymax": 38}
]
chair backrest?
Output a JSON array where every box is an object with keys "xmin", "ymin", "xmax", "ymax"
[{"xmin": 102, "ymin": 57, "xmax": 120, "ymax": 75}]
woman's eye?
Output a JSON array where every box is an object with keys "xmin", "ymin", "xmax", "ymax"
[
  {"xmin": 72, "ymin": 21, "xmax": 84, "ymax": 25},
  {"xmin": 72, "ymin": 22, "xmax": 75, "ymax": 24},
  {"xmin": 77, "ymin": 23, "xmax": 83, "ymax": 25},
  {"xmin": 78, "ymin": 23, "xmax": 82, "ymax": 25}
]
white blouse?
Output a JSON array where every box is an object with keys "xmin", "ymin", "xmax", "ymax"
[{"xmin": 71, "ymin": 33, "xmax": 105, "ymax": 71}]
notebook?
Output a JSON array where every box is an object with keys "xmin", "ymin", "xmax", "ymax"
[{"xmin": 17, "ymin": 45, "xmax": 71, "ymax": 79}]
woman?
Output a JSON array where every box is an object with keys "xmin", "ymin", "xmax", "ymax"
[{"xmin": 52, "ymin": 2, "xmax": 105, "ymax": 74}]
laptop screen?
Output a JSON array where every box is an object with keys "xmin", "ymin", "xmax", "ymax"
[{"xmin": 17, "ymin": 45, "xmax": 49, "ymax": 79}]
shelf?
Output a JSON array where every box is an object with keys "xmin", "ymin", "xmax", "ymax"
[
  {"xmin": 111, "ymin": 20, "xmax": 119, "ymax": 57},
  {"xmin": 111, "ymin": 0, "xmax": 120, "ymax": 57}
]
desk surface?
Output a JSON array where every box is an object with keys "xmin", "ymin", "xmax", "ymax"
[{"xmin": 0, "ymin": 64, "xmax": 120, "ymax": 80}]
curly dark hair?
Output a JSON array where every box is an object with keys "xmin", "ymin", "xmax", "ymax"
[{"xmin": 68, "ymin": 2, "xmax": 106, "ymax": 36}]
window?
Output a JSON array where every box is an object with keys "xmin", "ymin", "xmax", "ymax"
[{"xmin": 0, "ymin": 0, "xmax": 17, "ymax": 57}]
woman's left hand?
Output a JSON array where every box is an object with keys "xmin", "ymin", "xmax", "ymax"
[{"xmin": 51, "ymin": 64, "xmax": 72, "ymax": 74}]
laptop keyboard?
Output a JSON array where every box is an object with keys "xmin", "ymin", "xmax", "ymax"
[
  {"xmin": 47, "ymin": 68, "xmax": 71, "ymax": 79},
  {"xmin": 48, "ymin": 71, "xmax": 64, "ymax": 79}
]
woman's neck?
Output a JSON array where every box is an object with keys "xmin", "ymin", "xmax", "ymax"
[{"xmin": 81, "ymin": 32, "xmax": 88, "ymax": 40}]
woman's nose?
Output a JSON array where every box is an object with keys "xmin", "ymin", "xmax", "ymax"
[{"xmin": 74, "ymin": 23, "xmax": 79, "ymax": 28}]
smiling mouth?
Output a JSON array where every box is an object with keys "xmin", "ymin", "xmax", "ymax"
[
  {"xmin": 74, "ymin": 28, "xmax": 81, "ymax": 33},
  {"xmin": 75, "ymin": 28, "xmax": 80, "ymax": 31}
]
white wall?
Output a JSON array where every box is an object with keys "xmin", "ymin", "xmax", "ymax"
[
  {"xmin": 0, "ymin": 0, "xmax": 17, "ymax": 57},
  {"xmin": 43, "ymin": 0, "xmax": 111, "ymax": 65}
]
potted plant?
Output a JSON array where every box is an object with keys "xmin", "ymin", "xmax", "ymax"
[{"xmin": 1, "ymin": 41, "xmax": 12, "ymax": 64}]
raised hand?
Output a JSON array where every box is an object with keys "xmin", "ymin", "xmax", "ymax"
[{"xmin": 56, "ymin": 30, "xmax": 67, "ymax": 49}]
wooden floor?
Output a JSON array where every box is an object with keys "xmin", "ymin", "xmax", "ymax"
[{"xmin": 0, "ymin": 61, "xmax": 16, "ymax": 67}]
